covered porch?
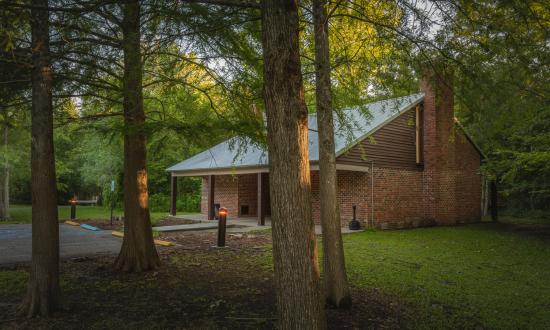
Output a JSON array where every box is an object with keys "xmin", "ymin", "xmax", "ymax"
[{"xmin": 169, "ymin": 171, "xmax": 271, "ymax": 226}]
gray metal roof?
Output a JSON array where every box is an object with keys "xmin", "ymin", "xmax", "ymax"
[{"xmin": 167, "ymin": 93, "xmax": 424, "ymax": 173}]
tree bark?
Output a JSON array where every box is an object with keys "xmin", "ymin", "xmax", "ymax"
[
  {"xmin": 19, "ymin": 0, "xmax": 62, "ymax": 317},
  {"xmin": 490, "ymin": 180, "xmax": 498, "ymax": 222},
  {"xmin": 261, "ymin": 1, "xmax": 326, "ymax": 328},
  {"xmin": 114, "ymin": 0, "xmax": 160, "ymax": 272},
  {"xmin": 0, "ymin": 123, "xmax": 8, "ymax": 220},
  {"xmin": 313, "ymin": 0, "xmax": 351, "ymax": 309}
]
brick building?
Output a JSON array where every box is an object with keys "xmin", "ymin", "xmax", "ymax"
[{"xmin": 167, "ymin": 74, "xmax": 484, "ymax": 229}]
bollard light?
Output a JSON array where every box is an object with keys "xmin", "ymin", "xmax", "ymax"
[
  {"xmin": 217, "ymin": 207, "xmax": 228, "ymax": 247},
  {"xmin": 69, "ymin": 197, "xmax": 78, "ymax": 220}
]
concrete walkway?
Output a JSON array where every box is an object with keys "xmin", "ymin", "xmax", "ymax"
[
  {"xmin": 162, "ymin": 215, "xmax": 363, "ymax": 234},
  {"xmin": 152, "ymin": 222, "xmax": 234, "ymax": 232},
  {"xmin": 0, "ymin": 224, "xmax": 121, "ymax": 265}
]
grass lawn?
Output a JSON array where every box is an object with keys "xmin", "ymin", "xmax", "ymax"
[
  {"xmin": 343, "ymin": 222, "xmax": 550, "ymax": 329},
  {"xmin": 6, "ymin": 204, "xmax": 188, "ymax": 225},
  {"xmin": 0, "ymin": 220, "xmax": 548, "ymax": 328}
]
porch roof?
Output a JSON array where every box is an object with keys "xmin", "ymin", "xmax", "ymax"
[{"xmin": 167, "ymin": 93, "xmax": 424, "ymax": 176}]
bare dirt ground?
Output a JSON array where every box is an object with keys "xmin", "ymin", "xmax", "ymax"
[
  {"xmin": 0, "ymin": 231, "xmax": 413, "ymax": 329},
  {"xmin": 74, "ymin": 216, "xmax": 197, "ymax": 231}
]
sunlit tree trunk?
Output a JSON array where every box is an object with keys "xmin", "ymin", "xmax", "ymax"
[
  {"xmin": 19, "ymin": 0, "xmax": 62, "ymax": 317},
  {"xmin": 261, "ymin": 0, "xmax": 326, "ymax": 328},
  {"xmin": 312, "ymin": 0, "xmax": 351, "ymax": 308},
  {"xmin": 114, "ymin": 0, "xmax": 160, "ymax": 272}
]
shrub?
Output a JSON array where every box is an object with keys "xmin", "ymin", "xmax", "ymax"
[
  {"xmin": 148, "ymin": 193, "xmax": 200, "ymax": 213},
  {"xmin": 176, "ymin": 194, "xmax": 201, "ymax": 213},
  {"xmin": 149, "ymin": 194, "xmax": 170, "ymax": 213}
]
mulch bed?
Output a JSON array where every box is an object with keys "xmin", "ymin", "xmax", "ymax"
[
  {"xmin": 0, "ymin": 231, "xmax": 413, "ymax": 329},
  {"xmin": 69, "ymin": 216, "xmax": 198, "ymax": 231},
  {"xmin": 159, "ymin": 231, "xmax": 272, "ymax": 250}
]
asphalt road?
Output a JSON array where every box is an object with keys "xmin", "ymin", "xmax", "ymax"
[{"xmin": 0, "ymin": 224, "xmax": 121, "ymax": 265}]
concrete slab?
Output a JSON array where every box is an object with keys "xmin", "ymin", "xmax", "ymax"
[
  {"xmin": 0, "ymin": 224, "xmax": 121, "ymax": 265},
  {"xmin": 165, "ymin": 215, "xmax": 363, "ymax": 234},
  {"xmin": 152, "ymin": 223, "xmax": 235, "ymax": 232}
]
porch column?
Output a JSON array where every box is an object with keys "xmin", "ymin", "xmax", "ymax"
[
  {"xmin": 170, "ymin": 175, "xmax": 177, "ymax": 216},
  {"xmin": 257, "ymin": 173, "xmax": 265, "ymax": 226},
  {"xmin": 207, "ymin": 175, "xmax": 215, "ymax": 220}
]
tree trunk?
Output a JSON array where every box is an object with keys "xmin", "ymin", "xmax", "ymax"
[
  {"xmin": 261, "ymin": 1, "xmax": 326, "ymax": 328},
  {"xmin": 0, "ymin": 123, "xmax": 8, "ymax": 220},
  {"xmin": 490, "ymin": 180, "xmax": 498, "ymax": 222},
  {"xmin": 312, "ymin": 0, "xmax": 351, "ymax": 309},
  {"xmin": 19, "ymin": 0, "xmax": 62, "ymax": 317},
  {"xmin": 114, "ymin": 0, "xmax": 160, "ymax": 272}
]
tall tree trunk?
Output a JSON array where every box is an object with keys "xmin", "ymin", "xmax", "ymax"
[
  {"xmin": 114, "ymin": 0, "xmax": 160, "ymax": 272},
  {"xmin": 261, "ymin": 1, "xmax": 326, "ymax": 328},
  {"xmin": 0, "ymin": 123, "xmax": 8, "ymax": 220},
  {"xmin": 19, "ymin": 0, "xmax": 62, "ymax": 317},
  {"xmin": 312, "ymin": 0, "xmax": 351, "ymax": 308}
]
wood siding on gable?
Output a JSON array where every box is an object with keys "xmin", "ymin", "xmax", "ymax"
[{"xmin": 337, "ymin": 108, "xmax": 421, "ymax": 170}]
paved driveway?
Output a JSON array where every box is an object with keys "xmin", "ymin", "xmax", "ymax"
[{"xmin": 0, "ymin": 224, "xmax": 121, "ymax": 265}]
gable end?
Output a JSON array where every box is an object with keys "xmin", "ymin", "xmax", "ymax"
[{"xmin": 336, "ymin": 107, "xmax": 421, "ymax": 170}]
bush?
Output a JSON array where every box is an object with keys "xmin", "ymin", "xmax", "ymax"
[
  {"xmin": 176, "ymin": 194, "xmax": 201, "ymax": 213},
  {"xmin": 148, "ymin": 192, "xmax": 200, "ymax": 213},
  {"xmin": 149, "ymin": 194, "xmax": 170, "ymax": 213}
]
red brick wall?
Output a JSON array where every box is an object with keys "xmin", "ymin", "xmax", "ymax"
[
  {"xmin": 200, "ymin": 174, "xmax": 266, "ymax": 218},
  {"xmin": 311, "ymin": 170, "xmax": 369, "ymax": 226},
  {"xmin": 420, "ymin": 68, "xmax": 482, "ymax": 225},
  {"xmin": 311, "ymin": 169, "xmax": 426, "ymax": 228},
  {"xmin": 370, "ymin": 168, "xmax": 428, "ymax": 229},
  {"xmin": 237, "ymin": 174, "xmax": 258, "ymax": 217},
  {"xmin": 200, "ymin": 175, "xmax": 239, "ymax": 217}
]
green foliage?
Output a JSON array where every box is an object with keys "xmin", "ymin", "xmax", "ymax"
[
  {"xmin": 148, "ymin": 193, "xmax": 169, "ymax": 213},
  {"xmin": 448, "ymin": 1, "xmax": 550, "ymax": 215},
  {"xmin": 176, "ymin": 194, "xmax": 201, "ymax": 213}
]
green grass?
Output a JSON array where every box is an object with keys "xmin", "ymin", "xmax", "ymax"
[
  {"xmin": 342, "ymin": 223, "xmax": 550, "ymax": 329},
  {"xmin": 6, "ymin": 205, "xmax": 179, "ymax": 225},
  {"xmin": 0, "ymin": 270, "xmax": 28, "ymax": 296}
]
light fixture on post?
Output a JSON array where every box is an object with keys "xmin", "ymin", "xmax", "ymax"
[
  {"xmin": 69, "ymin": 197, "xmax": 78, "ymax": 220},
  {"xmin": 217, "ymin": 207, "xmax": 228, "ymax": 247}
]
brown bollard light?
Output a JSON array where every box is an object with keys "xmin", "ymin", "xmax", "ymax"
[
  {"xmin": 69, "ymin": 197, "xmax": 78, "ymax": 220},
  {"xmin": 217, "ymin": 207, "xmax": 228, "ymax": 247}
]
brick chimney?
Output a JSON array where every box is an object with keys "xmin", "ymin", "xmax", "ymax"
[{"xmin": 420, "ymin": 67, "xmax": 459, "ymax": 224}]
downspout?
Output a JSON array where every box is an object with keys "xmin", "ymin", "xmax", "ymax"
[{"xmin": 370, "ymin": 160, "xmax": 374, "ymax": 228}]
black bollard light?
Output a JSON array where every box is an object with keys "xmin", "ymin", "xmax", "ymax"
[
  {"xmin": 70, "ymin": 197, "xmax": 77, "ymax": 220},
  {"xmin": 217, "ymin": 207, "xmax": 228, "ymax": 247},
  {"xmin": 349, "ymin": 205, "xmax": 361, "ymax": 230}
]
